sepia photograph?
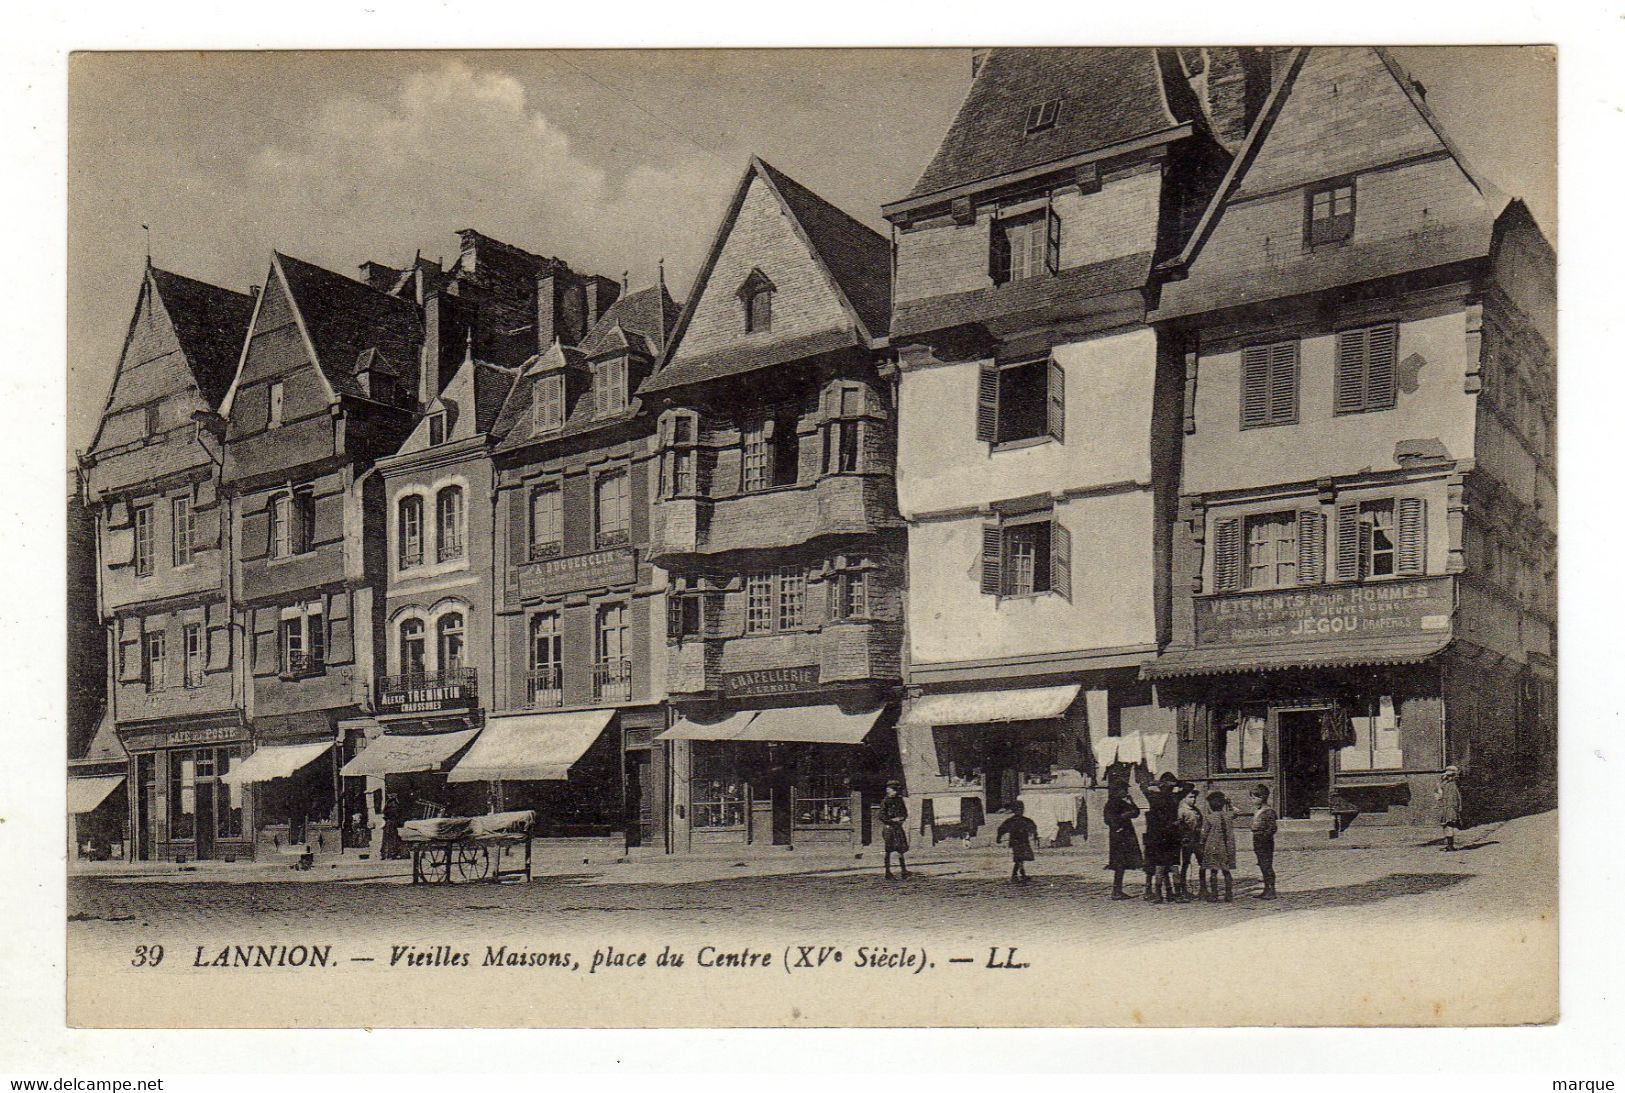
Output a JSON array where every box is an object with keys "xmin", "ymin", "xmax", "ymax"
[{"xmin": 60, "ymin": 42, "xmax": 1559, "ymax": 1030}]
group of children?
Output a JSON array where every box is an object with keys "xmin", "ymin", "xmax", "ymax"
[{"xmin": 1103, "ymin": 772, "xmax": 1277, "ymax": 902}]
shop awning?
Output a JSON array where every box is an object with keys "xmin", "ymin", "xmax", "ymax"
[
  {"xmin": 734, "ymin": 704, "xmax": 887, "ymax": 745},
  {"xmin": 67, "ymin": 774, "xmax": 124, "ymax": 814},
  {"xmin": 339, "ymin": 727, "xmax": 479, "ymax": 777},
  {"xmin": 221, "ymin": 741, "xmax": 333, "ymax": 786},
  {"xmin": 447, "ymin": 710, "xmax": 615, "ymax": 783},
  {"xmin": 901, "ymin": 684, "xmax": 1080, "ymax": 727},
  {"xmin": 656, "ymin": 710, "xmax": 760, "ymax": 742},
  {"xmin": 1141, "ymin": 634, "xmax": 1452, "ymax": 680}
]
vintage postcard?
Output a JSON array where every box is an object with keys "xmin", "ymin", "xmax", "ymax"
[{"xmin": 64, "ymin": 45, "xmax": 1557, "ymax": 1028}]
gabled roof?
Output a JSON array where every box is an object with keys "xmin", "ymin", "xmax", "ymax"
[
  {"xmin": 1161, "ymin": 47, "xmax": 1497, "ymax": 279},
  {"xmin": 902, "ymin": 48, "xmax": 1191, "ymax": 204},
  {"xmin": 578, "ymin": 283, "xmax": 681, "ymax": 360},
  {"xmin": 645, "ymin": 157, "xmax": 890, "ymax": 394},
  {"xmin": 272, "ymin": 250, "xmax": 424, "ymax": 401},
  {"xmin": 146, "ymin": 267, "xmax": 256, "ymax": 408}
]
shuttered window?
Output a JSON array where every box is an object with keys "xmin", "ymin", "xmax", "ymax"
[
  {"xmin": 989, "ymin": 207, "xmax": 1059, "ymax": 285},
  {"xmin": 1334, "ymin": 496, "xmax": 1427, "ymax": 580},
  {"xmin": 1334, "ymin": 324, "xmax": 1398, "ymax": 415},
  {"xmin": 976, "ymin": 357, "xmax": 1064, "ymax": 445},
  {"xmin": 1217, "ymin": 509, "xmax": 1326, "ymax": 591},
  {"xmin": 1212, "ymin": 517, "xmax": 1242, "ymax": 592},
  {"xmin": 977, "ymin": 512, "xmax": 1069, "ymax": 599},
  {"xmin": 1297, "ymin": 510, "xmax": 1326, "ymax": 585},
  {"xmin": 1240, "ymin": 340, "xmax": 1298, "ymax": 428}
]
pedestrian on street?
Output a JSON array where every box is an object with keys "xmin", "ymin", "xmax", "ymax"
[
  {"xmin": 996, "ymin": 800, "xmax": 1040, "ymax": 884},
  {"xmin": 879, "ymin": 780, "xmax": 910, "ymax": 879},
  {"xmin": 1436, "ymin": 765, "xmax": 1464, "ymax": 851},
  {"xmin": 1103, "ymin": 775, "xmax": 1144, "ymax": 900},
  {"xmin": 1142, "ymin": 771, "xmax": 1181, "ymax": 904},
  {"xmin": 1201, "ymin": 790, "xmax": 1237, "ymax": 902},
  {"xmin": 1176, "ymin": 781, "xmax": 1205, "ymax": 902},
  {"xmin": 1249, "ymin": 783, "xmax": 1278, "ymax": 900}
]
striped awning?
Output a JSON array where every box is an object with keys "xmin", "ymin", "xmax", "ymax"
[
  {"xmin": 901, "ymin": 684, "xmax": 1080, "ymax": 727},
  {"xmin": 339, "ymin": 728, "xmax": 479, "ymax": 777},
  {"xmin": 1142, "ymin": 634, "xmax": 1452, "ymax": 680},
  {"xmin": 657, "ymin": 710, "xmax": 759, "ymax": 742},
  {"xmin": 67, "ymin": 775, "xmax": 125, "ymax": 814},
  {"xmin": 447, "ymin": 710, "xmax": 614, "ymax": 783}
]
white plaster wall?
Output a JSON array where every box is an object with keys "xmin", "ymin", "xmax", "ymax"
[
  {"xmin": 906, "ymin": 491, "xmax": 1158, "ymax": 665},
  {"xmin": 1185, "ymin": 309, "xmax": 1477, "ymax": 494},
  {"xmin": 897, "ymin": 327, "xmax": 1158, "ymax": 518}
]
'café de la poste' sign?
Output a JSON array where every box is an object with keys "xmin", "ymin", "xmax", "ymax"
[{"xmin": 1195, "ymin": 575, "xmax": 1454, "ymax": 647}]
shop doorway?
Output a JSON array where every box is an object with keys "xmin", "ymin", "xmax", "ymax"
[
  {"xmin": 135, "ymin": 753, "xmax": 156, "ymax": 861},
  {"xmin": 1278, "ymin": 708, "xmax": 1331, "ymax": 819},
  {"xmin": 625, "ymin": 750, "xmax": 652, "ymax": 848}
]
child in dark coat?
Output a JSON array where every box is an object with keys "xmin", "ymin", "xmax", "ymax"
[
  {"xmin": 996, "ymin": 801, "xmax": 1040, "ymax": 884},
  {"xmin": 1175, "ymin": 782, "xmax": 1204, "ymax": 902},
  {"xmin": 1200, "ymin": 790, "xmax": 1237, "ymax": 902},
  {"xmin": 879, "ymin": 781, "xmax": 910, "ymax": 879},
  {"xmin": 1141, "ymin": 772, "xmax": 1182, "ymax": 904}
]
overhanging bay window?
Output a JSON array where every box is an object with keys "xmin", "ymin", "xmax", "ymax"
[
  {"xmin": 659, "ymin": 411, "xmax": 701, "ymax": 498},
  {"xmin": 821, "ymin": 384, "xmax": 873, "ymax": 475}
]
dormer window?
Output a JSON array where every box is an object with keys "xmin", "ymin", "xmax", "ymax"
[
  {"xmin": 990, "ymin": 207, "xmax": 1061, "ymax": 285},
  {"xmin": 595, "ymin": 359, "xmax": 628, "ymax": 416},
  {"xmin": 427, "ymin": 411, "xmax": 448, "ymax": 446},
  {"xmin": 1306, "ymin": 179, "xmax": 1356, "ymax": 245},
  {"xmin": 738, "ymin": 269, "xmax": 775, "ymax": 334},
  {"xmin": 533, "ymin": 374, "xmax": 564, "ymax": 433},
  {"xmin": 1024, "ymin": 99, "xmax": 1061, "ymax": 134}
]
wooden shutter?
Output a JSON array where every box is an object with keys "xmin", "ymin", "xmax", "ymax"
[
  {"xmin": 1240, "ymin": 345, "xmax": 1270, "ymax": 428},
  {"xmin": 1268, "ymin": 341, "xmax": 1298, "ymax": 423},
  {"xmin": 193, "ymin": 503, "xmax": 220, "ymax": 549},
  {"xmin": 975, "ymin": 363, "xmax": 999, "ymax": 442},
  {"xmin": 980, "ymin": 523, "xmax": 1003, "ymax": 596},
  {"xmin": 1050, "ymin": 518, "xmax": 1072, "ymax": 601},
  {"xmin": 1046, "ymin": 359, "xmax": 1065, "ymax": 442},
  {"xmin": 1335, "ymin": 501, "xmax": 1361, "ymax": 581},
  {"xmin": 1297, "ymin": 510, "xmax": 1326, "ymax": 585},
  {"xmin": 252, "ymin": 607, "xmax": 279, "ymax": 676},
  {"xmin": 988, "ymin": 221, "xmax": 1010, "ymax": 284},
  {"xmin": 1044, "ymin": 207, "xmax": 1062, "ymax": 275},
  {"xmin": 1212, "ymin": 517, "xmax": 1241, "ymax": 592},
  {"xmin": 1365, "ymin": 324, "xmax": 1398, "ymax": 410},
  {"xmin": 1335, "ymin": 328, "xmax": 1369, "ymax": 414},
  {"xmin": 1396, "ymin": 497, "xmax": 1428, "ymax": 576}
]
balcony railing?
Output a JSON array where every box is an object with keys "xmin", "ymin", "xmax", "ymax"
[
  {"xmin": 526, "ymin": 665, "xmax": 564, "ymax": 709},
  {"xmin": 376, "ymin": 666, "xmax": 478, "ymax": 713},
  {"xmin": 436, "ymin": 534, "xmax": 464, "ymax": 563},
  {"xmin": 282, "ymin": 652, "xmax": 324, "ymax": 679},
  {"xmin": 593, "ymin": 657, "xmax": 633, "ymax": 703}
]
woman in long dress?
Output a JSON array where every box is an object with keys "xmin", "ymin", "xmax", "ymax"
[
  {"xmin": 879, "ymin": 781, "xmax": 910, "ymax": 879},
  {"xmin": 1103, "ymin": 777, "xmax": 1144, "ymax": 900}
]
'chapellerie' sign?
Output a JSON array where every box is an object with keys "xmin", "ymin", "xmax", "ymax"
[
  {"xmin": 722, "ymin": 665, "xmax": 821, "ymax": 697},
  {"xmin": 1196, "ymin": 576, "xmax": 1454, "ymax": 646}
]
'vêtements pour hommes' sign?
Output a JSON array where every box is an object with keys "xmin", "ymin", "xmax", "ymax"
[{"xmin": 1195, "ymin": 576, "xmax": 1453, "ymax": 645}]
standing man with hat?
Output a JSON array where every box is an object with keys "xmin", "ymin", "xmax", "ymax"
[
  {"xmin": 1436, "ymin": 765, "xmax": 1464, "ymax": 851},
  {"xmin": 1103, "ymin": 773, "xmax": 1144, "ymax": 900},
  {"xmin": 879, "ymin": 780, "xmax": 911, "ymax": 879},
  {"xmin": 1142, "ymin": 771, "xmax": 1182, "ymax": 903}
]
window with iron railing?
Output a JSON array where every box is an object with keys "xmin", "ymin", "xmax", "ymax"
[
  {"xmin": 595, "ymin": 470, "xmax": 629, "ymax": 548},
  {"xmin": 594, "ymin": 603, "xmax": 632, "ymax": 702},
  {"xmin": 530, "ymin": 484, "xmax": 562, "ymax": 560},
  {"xmin": 529, "ymin": 614, "xmax": 563, "ymax": 708},
  {"xmin": 398, "ymin": 495, "xmax": 424, "ymax": 568}
]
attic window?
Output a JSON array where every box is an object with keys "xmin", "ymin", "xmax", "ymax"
[
  {"xmin": 1307, "ymin": 179, "xmax": 1356, "ymax": 246},
  {"xmin": 1024, "ymin": 99, "xmax": 1061, "ymax": 135},
  {"xmin": 737, "ymin": 269, "xmax": 776, "ymax": 334},
  {"xmin": 533, "ymin": 375, "xmax": 564, "ymax": 434},
  {"xmin": 427, "ymin": 411, "xmax": 448, "ymax": 446}
]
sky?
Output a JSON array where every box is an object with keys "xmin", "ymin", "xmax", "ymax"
[{"xmin": 65, "ymin": 46, "xmax": 1556, "ymax": 459}]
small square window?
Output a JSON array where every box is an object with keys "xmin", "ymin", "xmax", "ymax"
[
  {"xmin": 1024, "ymin": 99, "xmax": 1061, "ymax": 134},
  {"xmin": 1306, "ymin": 180, "xmax": 1356, "ymax": 245}
]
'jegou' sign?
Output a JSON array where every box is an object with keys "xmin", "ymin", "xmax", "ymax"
[{"xmin": 1196, "ymin": 576, "xmax": 1453, "ymax": 646}]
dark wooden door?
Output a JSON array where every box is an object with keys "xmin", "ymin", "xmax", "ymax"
[{"xmin": 1278, "ymin": 709, "xmax": 1331, "ymax": 819}]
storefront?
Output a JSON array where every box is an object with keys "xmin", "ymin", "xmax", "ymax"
[
  {"xmin": 896, "ymin": 683, "xmax": 1098, "ymax": 846},
  {"xmin": 69, "ymin": 713, "xmax": 130, "ymax": 863},
  {"xmin": 660, "ymin": 698, "xmax": 898, "ymax": 852},
  {"xmin": 445, "ymin": 708, "xmax": 623, "ymax": 837},
  {"xmin": 340, "ymin": 718, "xmax": 482, "ymax": 855},
  {"xmin": 1144, "ymin": 575, "xmax": 1458, "ymax": 829},
  {"xmin": 117, "ymin": 715, "xmax": 253, "ymax": 862}
]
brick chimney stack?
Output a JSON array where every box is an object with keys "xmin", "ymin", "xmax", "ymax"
[
  {"xmin": 583, "ymin": 275, "xmax": 621, "ymax": 331},
  {"xmin": 1180, "ymin": 47, "xmax": 1280, "ymax": 155}
]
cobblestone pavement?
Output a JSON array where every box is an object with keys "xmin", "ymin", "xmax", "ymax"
[{"xmin": 68, "ymin": 811, "xmax": 1553, "ymax": 958}]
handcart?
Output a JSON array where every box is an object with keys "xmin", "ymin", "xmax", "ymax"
[{"xmin": 398, "ymin": 810, "xmax": 536, "ymax": 885}]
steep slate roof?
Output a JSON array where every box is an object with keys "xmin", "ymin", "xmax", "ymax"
[
  {"xmin": 643, "ymin": 157, "xmax": 890, "ymax": 394},
  {"xmin": 578, "ymin": 283, "xmax": 681, "ymax": 360},
  {"xmin": 146, "ymin": 267, "xmax": 257, "ymax": 408},
  {"xmin": 471, "ymin": 360, "xmax": 519, "ymax": 434},
  {"xmin": 273, "ymin": 251, "xmax": 424, "ymax": 400},
  {"xmin": 903, "ymin": 48, "xmax": 1189, "ymax": 202}
]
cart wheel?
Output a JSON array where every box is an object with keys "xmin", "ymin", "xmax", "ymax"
[
  {"xmin": 424, "ymin": 845, "xmax": 452, "ymax": 883},
  {"xmin": 455, "ymin": 845, "xmax": 490, "ymax": 883}
]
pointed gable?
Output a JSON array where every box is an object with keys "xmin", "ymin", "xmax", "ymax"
[
  {"xmin": 85, "ymin": 266, "xmax": 253, "ymax": 474},
  {"xmin": 398, "ymin": 358, "xmax": 517, "ymax": 453},
  {"xmin": 644, "ymin": 158, "xmax": 889, "ymax": 394},
  {"xmin": 272, "ymin": 251, "xmax": 424, "ymax": 399},
  {"xmin": 1156, "ymin": 47, "xmax": 1498, "ymax": 321}
]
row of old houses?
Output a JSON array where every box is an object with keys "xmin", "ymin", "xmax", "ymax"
[{"xmin": 69, "ymin": 46, "xmax": 1555, "ymax": 865}]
